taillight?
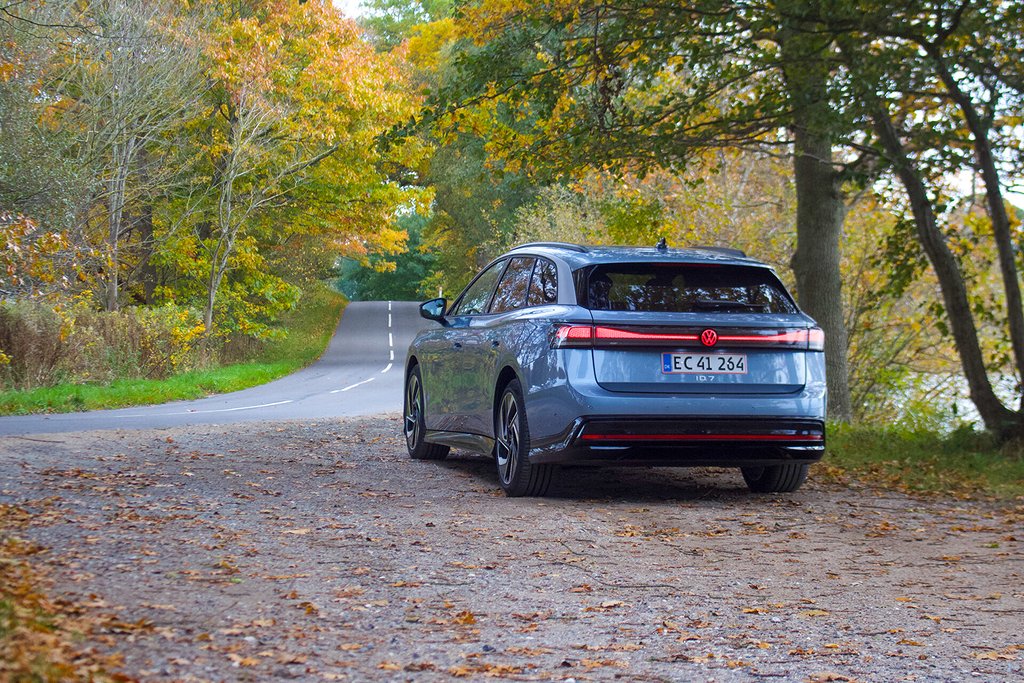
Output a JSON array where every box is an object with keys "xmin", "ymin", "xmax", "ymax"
[
  {"xmin": 595, "ymin": 327, "xmax": 699, "ymax": 343},
  {"xmin": 552, "ymin": 324, "xmax": 593, "ymax": 348},
  {"xmin": 807, "ymin": 327, "xmax": 825, "ymax": 351},
  {"xmin": 552, "ymin": 324, "xmax": 825, "ymax": 349}
]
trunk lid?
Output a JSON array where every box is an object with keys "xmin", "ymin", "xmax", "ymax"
[
  {"xmin": 588, "ymin": 311, "xmax": 811, "ymax": 394},
  {"xmin": 572, "ymin": 262, "xmax": 819, "ymax": 395}
]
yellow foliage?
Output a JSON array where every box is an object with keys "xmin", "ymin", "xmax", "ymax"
[{"xmin": 406, "ymin": 18, "xmax": 458, "ymax": 70}]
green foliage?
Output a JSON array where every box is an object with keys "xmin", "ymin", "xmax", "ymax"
[
  {"xmin": 362, "ymin": 0, "xmax": 453, "ymax": 49},
  {"xmin": 337, "ymin": 214, "xmax": 437, "ymax": 300},
  {"xmin": 420, "ymin": 133, "xmax": 539, "ymax": 296}
]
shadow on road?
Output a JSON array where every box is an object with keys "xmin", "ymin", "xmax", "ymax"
[{"xmin": 434, "ymin": 451, "xmax": 754, "ymax": 503}]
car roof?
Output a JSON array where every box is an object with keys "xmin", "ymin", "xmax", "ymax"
[{"xmin": 505, "ymin": 242, "xmax": 768, "ymax": 269}]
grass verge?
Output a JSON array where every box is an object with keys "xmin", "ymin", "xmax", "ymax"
[
  {"xmin": 0, "ymin": 284, "xmax": 347, "ymax": 416},
  {"xmin": 822, "ymin": 423, "xmax": 1024, "ymax": 500}
]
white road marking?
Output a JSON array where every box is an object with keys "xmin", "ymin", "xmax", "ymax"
[
  {"xmin": 332, "ymin": 377, "xmax": 376, "ymax": 394},
  {"xmin": 329, "ymin": 301, "xmax": 397, "ymax": 397},
  {"xmin": 204, "ymin": 400, "xmax": 293, "ymax": 414},
  {"xmin": 119, "ymin": 400, "xmax": 293, "ymax": 417}
]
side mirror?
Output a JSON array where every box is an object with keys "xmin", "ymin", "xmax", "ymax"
[{"xmin": 419, "ymin": 297, "xmax": 448, "ymax": 324}]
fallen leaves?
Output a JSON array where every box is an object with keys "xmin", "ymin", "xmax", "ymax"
[
  {"xmin": 448, "ymin": 662, "xmax": 523, "ymax": 677},
  {"xmin": 806, "ymin": 673, "xmax": 857, "ymax": 682},
  {"xmin": 970, "ymin": 647, "xmax": 1020, "ymax": 661},
  {"xmin": 585, "ymin": 600, "xmax": 626, "ymax": 612},
  {"xmin": 0, "ymin": 504, "xmax": 128, "ymax": 683},
  {"xmin": 453, "ymin": 610, "xmax": 477, "ymax": 625}
]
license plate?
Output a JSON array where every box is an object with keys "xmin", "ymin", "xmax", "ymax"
[{"xmin": 662, "ymin": 353, "xmax": 747, "ymax": 374}]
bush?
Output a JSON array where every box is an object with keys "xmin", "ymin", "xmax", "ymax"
[
  {"xmin": 0, "ymin": 302, "xmax": 64, "ymax": 388},
  {"xmin": 0, "ymin": 301, "xmax": 207, "ymax": 389}
]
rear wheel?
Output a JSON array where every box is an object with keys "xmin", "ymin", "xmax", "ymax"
[
  {"xmin": 495, "ymin": 379, "xmax": 553, "ymax": 497},
  {"xmin": 404, "ymin": 365, "xmax": 449, "ymax": 461},
  {"xmin": 741, "ymin": 463, "xmax": 809, "ymax": 493}
]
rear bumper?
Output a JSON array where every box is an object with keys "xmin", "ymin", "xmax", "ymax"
[{"xmin": 529, "ymin": 416, "xmax": 825, "ymax": 467}]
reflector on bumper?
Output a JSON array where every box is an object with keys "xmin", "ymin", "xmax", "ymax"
[{"xmin": 575, "ymin": 418, "xmax": 825, "ymax": 448}]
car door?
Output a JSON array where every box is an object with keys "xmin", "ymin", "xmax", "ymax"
[
  {"xmin": 440, "ymin": 259, "xmax": 507, "ymax": 433},
  {"xmin": 459, "ymin": 256, "xmax": 537, "ymax": 436}
]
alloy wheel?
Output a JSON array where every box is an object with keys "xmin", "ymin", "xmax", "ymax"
[
  {"xmin": 496, "ymin": 391, "xmax": 519, "ymax": 485},
  {"xmin": 404, "ymin": 374, "xmax": 422, "ymax": 449}
]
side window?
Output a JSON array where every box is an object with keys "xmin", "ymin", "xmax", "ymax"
[
  {"xmin": 451, "ymin": 260, "xmax": 506, "ymax": 316},
  {"xmin": 489, "ymin": 257, "xmax": 536, "ymax": 314},
  {"xmin": 527, "ymin": 258, "xmax": 558, "ymax": 306}
]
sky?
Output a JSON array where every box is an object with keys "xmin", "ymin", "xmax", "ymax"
[{"xmin": 333, "ymin": 0, "xmax": 365, "ymax": 19}]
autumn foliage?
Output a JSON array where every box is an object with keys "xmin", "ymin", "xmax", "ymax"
[{"xmin": 0, "ymin": 0, "xmax": 424, "ymax": 389}]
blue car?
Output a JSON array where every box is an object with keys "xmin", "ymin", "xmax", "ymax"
[{"xmin": 404, "ymin": 242, "xmax": 826, "ymax": 496}]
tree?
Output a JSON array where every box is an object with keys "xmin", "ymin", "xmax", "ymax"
[
  {"xmin": 362, "ymin": 0, "xmax": 452, "ymax": 50},
  {"xmin": 827, "ymin": 0, "xmax": 1024, "ymax": 439},
  {"xmin": 336, "ymin": 213, "xmax": 437, "ymax": 300},
  {"xmin": 194, "ymin": 0, "xmax": 422, "ymax": 333},
  {"xmin": 50, "ymin": 0, "xmax": 207, "ymax": 311}
]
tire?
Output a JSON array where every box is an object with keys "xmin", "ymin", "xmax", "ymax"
[
  {"xmin": 741, "ymin": 463, "xmax": 809, "ymax": 493},
  {"xmin": 404, "ymin": 365, "xmax": 449, "ymax": 461},
  {"xmin": 494, "ymin": 379, "xmax": 554, "ymax": 497}
]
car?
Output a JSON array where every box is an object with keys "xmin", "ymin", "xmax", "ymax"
[{"xmin": 403, "ymin": 241, "xmax": 826, "ymax": 496}]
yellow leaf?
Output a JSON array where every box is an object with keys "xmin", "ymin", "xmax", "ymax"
[{"xmin": 453, "ymin": 610, "xmax": 476, "ymax": 625}]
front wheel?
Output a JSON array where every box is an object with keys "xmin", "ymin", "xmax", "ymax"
[
  {"xmin": 494, "ymin": 379, "xmax": 554, "ymax": 497},
  {"xmin": 404, "ymin": 365, "xmax": 449, "ymax": 461},
  {"xmin": 741, "ymin": 463, "xmax": 809, "ymax": 493}
]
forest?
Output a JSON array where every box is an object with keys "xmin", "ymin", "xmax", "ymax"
[{"xmin": 2, "ymin": 0, "xmax": 1023, "ymax": 442}]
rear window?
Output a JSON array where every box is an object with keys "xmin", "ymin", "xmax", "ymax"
[{"xmin": 577, "ymin": 263, "xmax": 797, "ymax": 314}]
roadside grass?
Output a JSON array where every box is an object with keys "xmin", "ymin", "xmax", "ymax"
[
  {"xmin": 822, "ymin": 423, "xmax": 1024, "ymax": 500},
  {"xmin": 0, "ymin": 284, "xmax": 346, "ymax": 416}
]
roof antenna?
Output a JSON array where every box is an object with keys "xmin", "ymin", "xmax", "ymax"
[{"xmin": 656, "ymin": 237, "xmax": 668, "ymax": 251}]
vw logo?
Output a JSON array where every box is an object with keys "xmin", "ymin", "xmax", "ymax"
[{"xmin": 700, "ymin": 329, "xmax": 718, "ymax": 347}]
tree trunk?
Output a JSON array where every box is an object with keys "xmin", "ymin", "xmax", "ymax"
[
  {"xmin": 788, "ymin": 126, "xmax": 852, "ymax": 422},
  {"xmin": 871, "ymin": 107, "xmax": 1020, "ymax": 439},
  {"xmin": 106, "ymin": 160, "xmax": 125, "ymax": 312},
  {"xmin": 779, "ymin": 23, "xmax": 853, "ymax": 422},
  {"xmin": 137, "ymin": 201, "xmax": 157, "ymax": 304},
  {"xmin": 928, "ymin": 54, "xmax": 1024, "ymax": 404}
]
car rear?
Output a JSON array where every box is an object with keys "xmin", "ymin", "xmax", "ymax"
[{"xmin": 528, "ymin": 253, "xmax": 827, "ymax": 467}]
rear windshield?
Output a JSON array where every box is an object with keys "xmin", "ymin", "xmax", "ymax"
[{"xmin": 576, "ymin": 263, "xmax": 798, "ymax": 314}]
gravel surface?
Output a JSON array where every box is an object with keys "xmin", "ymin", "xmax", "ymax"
[{"xmin": 1, "ymin": 416, "xmax": 1022, "ymax": 682}]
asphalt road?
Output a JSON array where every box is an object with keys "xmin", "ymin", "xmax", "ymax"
[{"xmin": 0, "ymin": 300, "xmax": 425, "ymax": 436}]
